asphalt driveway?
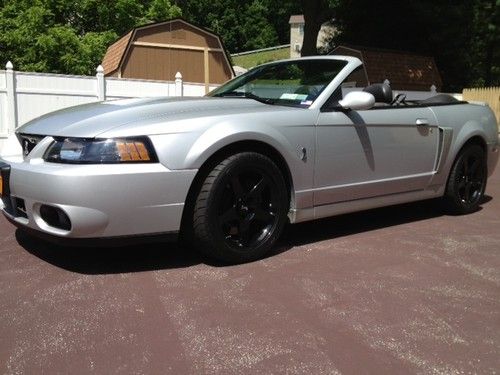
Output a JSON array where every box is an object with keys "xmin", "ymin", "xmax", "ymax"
[{"xmin": 1, "ymin": 168, "xmax": 499, "ymax": 374}]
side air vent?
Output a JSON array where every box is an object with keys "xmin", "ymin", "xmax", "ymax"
[{"xmin": 434, "ymin": 127, "xmax": 454, "ymax": 175}]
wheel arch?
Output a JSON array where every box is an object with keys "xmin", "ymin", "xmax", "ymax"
[
  {"xmin": 452, "ymin": 119, "xmax": 489, "ymax": 159},
  {"xmin": 179, "ymin": 140, "xmax": 295, "ymax": 238},
  {"xmin": 442, "ymin": 124, "xmax": 488, "ymax": 176},
  {"xmin": 459, "ymin": 135, "xmax": 487, "ymax": 153},
  {"xmin": 443, "ymin": 134, "xmax": 488, "ymax": 191},
  {"xmin": 443, "ymin": 135, "xmax": 488, "ymax": 214}
]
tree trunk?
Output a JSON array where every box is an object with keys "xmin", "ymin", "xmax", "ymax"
[
  {"xmin": 301, "ymin": 0, "xmax": 334, "ymax": 56},
  {"xmin": 301, "ymin": 19, "xmax": 322, "ymax": 56}
]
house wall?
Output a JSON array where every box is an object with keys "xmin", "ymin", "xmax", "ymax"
[{"xmin": 290, "ymin": 22, "xmax": 304, "ymax": 59}]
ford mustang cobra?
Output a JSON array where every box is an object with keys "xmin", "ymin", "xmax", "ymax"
[{"xmin": 0, "ymin": 56, "xmax": 498, "ymax": 263}]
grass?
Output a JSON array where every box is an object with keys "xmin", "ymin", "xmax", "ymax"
[{"xmin": 232, "ymin": 47, "xmax": 290, "ymax": 69}]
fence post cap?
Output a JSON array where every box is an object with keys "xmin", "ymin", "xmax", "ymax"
[
  {"xmin": 96, "ymin": 65, "xmax": 104, "ymax": 74},
  {"xmin": 6, "ymin": 61, "xmax": 13, "ymax": 70},
  {"xmin": 175, "ymin": 72, "xmax": 182, "ymax": 79}
]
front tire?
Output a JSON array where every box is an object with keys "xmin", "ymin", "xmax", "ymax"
[
  {"xmin": 191, "ymin": 152, "xmax": 289, "ymax": 263},
  {"xmin": 444, "ymin": 144, "xmax": 487, "ymax": 214}
]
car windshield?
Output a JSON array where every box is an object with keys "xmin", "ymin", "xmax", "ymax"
[{"xmin": 208, "ymin": 59, "xmax": 347, "ymax": 108}]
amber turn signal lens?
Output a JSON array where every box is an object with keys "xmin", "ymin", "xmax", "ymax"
[
  {"xmin": 116, "ymin": 141, "xmax": 151, "ymax": 162},
  {"xmin": 0, "ymin": 175, "xmax": 3, "ymax": 197}
]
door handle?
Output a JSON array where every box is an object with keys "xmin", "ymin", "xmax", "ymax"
[{"xmin": 416, "ymin": 118, "xmax": 430, "ymax": 126}]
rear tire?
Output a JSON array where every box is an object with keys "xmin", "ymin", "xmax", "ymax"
[
  {"xmin": 191, "ymin": 152, "xmax": 288, "ymax": 264},
  {"xmin": 444, "ymin": 144, "xmax": 487, "ymax": 214}
]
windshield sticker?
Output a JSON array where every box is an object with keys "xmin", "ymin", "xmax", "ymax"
[
  {"xmin": 300, "ymin": 100, "xmax": 313, "ymax": 106},
  {"xmin": 280, "ymin": 93, "xmax": 308, "ymax": 101}
]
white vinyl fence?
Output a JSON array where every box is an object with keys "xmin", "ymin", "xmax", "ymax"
[{"xmin": 0, "ymin": 62, "xmax": 218, "ymax": 154}]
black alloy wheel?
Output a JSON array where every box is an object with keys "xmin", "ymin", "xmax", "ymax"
[
  {"xmin": 192, "ymin": 152, "xmax": 288, "ymax": 263},
  {"xmin": 445, "ymin": 144, "xmax": 487, "ymax": 214},
  {"xmin": 218, "ymin": 167, "xmax": 279, "ymax": 249}
]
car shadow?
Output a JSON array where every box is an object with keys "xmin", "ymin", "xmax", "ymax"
[
  {"xmin": 17, "ymin": 230, "xmax": 219, "ymax": 274},
  {"xmin": 18, "ymin": 196, "xmax": 492, "ymax": 274},
  {"xmin": 269, "ymin": 195, "xmax": 490, "ymax": 256}
]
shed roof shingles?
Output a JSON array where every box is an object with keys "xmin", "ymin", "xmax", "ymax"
[{"xmin": 101, "ymin": 31, "xmax": 133, "ymax": 75}]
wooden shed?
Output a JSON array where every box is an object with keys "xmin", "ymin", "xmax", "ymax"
[
  {"xmin": 101, "ymin": 19, "xmax": 234, "ymax": 91},
  {"xmin": 330, "ymin": 45, "xmax": 442, "ymax": 91}
]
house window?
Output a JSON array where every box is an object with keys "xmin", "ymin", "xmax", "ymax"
[{"xmin": 299, "ymin": 24, "xmax": 304, "ymax": 35}]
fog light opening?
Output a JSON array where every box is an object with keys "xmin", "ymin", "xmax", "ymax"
[
  {"xmin": 40, "ymin": 205, "xmax": 72, "ymax": 231},
  {"xmin": 15, "ymin": 198, "xmax": 27, "ymax": 219}
]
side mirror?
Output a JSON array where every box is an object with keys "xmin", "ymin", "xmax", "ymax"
[{"xmin": 338, "ymin": 91, "xmax": 375, "ymax": 111}]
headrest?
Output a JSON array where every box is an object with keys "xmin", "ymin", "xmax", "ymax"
[{"xmin": 362, "ymin": 83, "xmax": 393, "ymax": 104}]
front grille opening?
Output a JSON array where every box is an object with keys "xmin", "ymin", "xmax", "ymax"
[
  {"xmin": 17, "ymin": 134, "xmax": 45, "ymax": 157},
  {"xmin": 15, "ymin": 198, "xmax": 27, "ymax": 218},
  {"xmin": 40, "ymin": 205, "xmax": 71, "ymax": 231}
]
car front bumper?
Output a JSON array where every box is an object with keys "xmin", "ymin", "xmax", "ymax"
[{"xmin": 1, "ymin": 156, "xmax": 197, "ymax": 240}]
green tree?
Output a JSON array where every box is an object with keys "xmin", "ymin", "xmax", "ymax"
[
  {"xmin": 0, "ymin": 0, "xmax": 151, "ymax": 74},
  {"xmin": 179, "ymin": 0, "xmax": 242, "ymax": 51},
  {"xmin": 0, "ymin": 0, "xmax": 295, "ymax": 72},
  {"xmin": 179, "ymin": 0, "xmax": 290, "ymax": 53},
  {"xmin": 0, "ymin": 1, "xmax": 53, "ymax": 71},
  {"xmin": 328, "ymin": 0, "xmax": 499, "ymax": 90},
  {"xmin": 33, "ymin": 25, "xmax": 83, "ymax": 73},
  {"xmin": 2, "ymin": 0, "xmax": 494, "ymax": 89},
  {"xmin": 265, "ymin": 0, "xmax": 301, "ymax": 46},
  {"xmin": 143, "ymin": 0, "xmax": 182, "ymax": 23},
  {"xmin": 470, "ymin": 0, "xmax": 499, "ymax": 86},
  {"xmin": 241, "ymin": 1, "xmax": 278, "ymax": 50},
  {"xmin": 80, "ymin": 31, "xmax": 119, "ymax": 74}
]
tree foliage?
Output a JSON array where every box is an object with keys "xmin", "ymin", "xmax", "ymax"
[
  {"xmin": 0, "ymin": 0, "xmax": 497, "ymax": 89},
  {"xmin": 469, "ymin": 0, "xmax": 499, "ymax": 86},
  {"xmin": 329, "ymin": 0, "xmax": 499, "ymax": 90},
  {"xmin": 0, "ymin": 0, "xmax": 181, "ymax": 75},
  {"xmin": 180, "ymin": 0, "xmax": 299, "ymax": 52},
  {"xmin": 144, "ymin": 0, "xmax": 182, "ymax": 24}
]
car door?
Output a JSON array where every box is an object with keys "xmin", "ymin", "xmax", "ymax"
[{"xmin": 314, "ymin": 106, "xmax": 439, "ymax": 206}]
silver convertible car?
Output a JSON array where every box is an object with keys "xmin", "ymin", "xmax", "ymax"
[{"xmin": 1, "ymin": 56, "xmax": 499, "ymax": 263}]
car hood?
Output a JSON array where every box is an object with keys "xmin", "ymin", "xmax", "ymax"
[{"xmin": 16, "ymin": 96, "xmax": 279, "ymax": 138}]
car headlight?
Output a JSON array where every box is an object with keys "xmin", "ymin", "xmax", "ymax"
[{"xmin": 43, "ymin": 137, "xmax": 158, "ymax": 164}]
